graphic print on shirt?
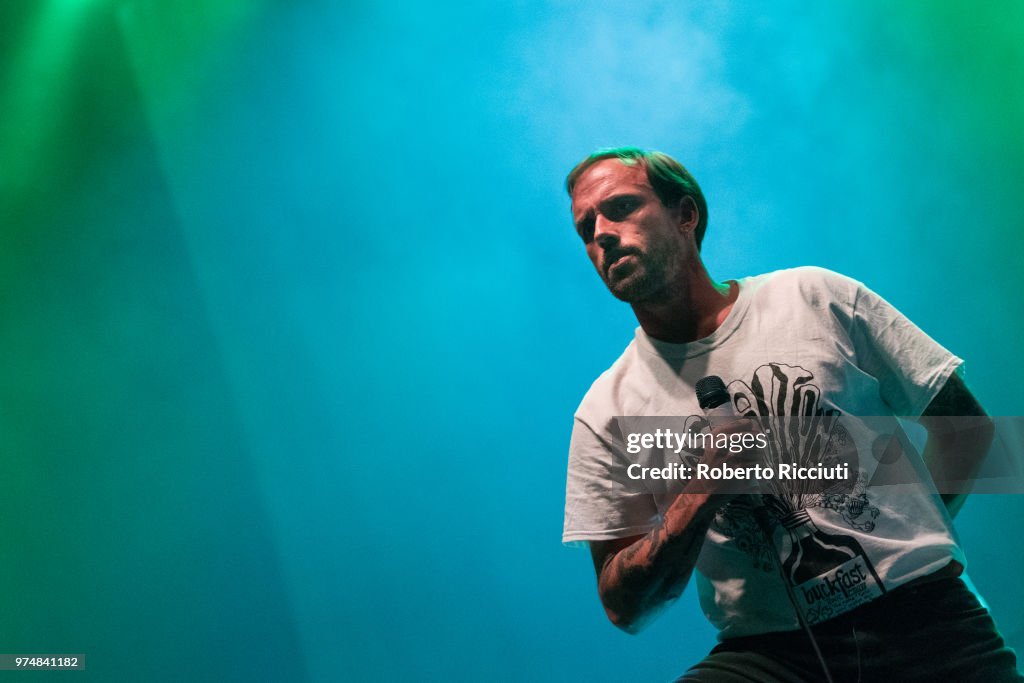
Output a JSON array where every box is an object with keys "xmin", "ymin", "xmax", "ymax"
[{"xmin": 707, "ymin": 362, "xmax": 886, "ymax": 625}]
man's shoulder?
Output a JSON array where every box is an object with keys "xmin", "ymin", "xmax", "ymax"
[
  {"xmin": 748, "ymin": 266, "xmax": 861, "ymax": 305},
  {"xmin": 753, "ymin": 265, "xmax": 857, "ymax": 288},
  {"xmin": 574, "ymin": 335, "xmax": 651, "ymax": 423}
]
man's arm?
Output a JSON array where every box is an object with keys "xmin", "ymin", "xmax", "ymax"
[
  {"xmin": 919, "ymin": 372, "xmax": 994, "ymax": 519},
  {"xmin": 586, "ymin": 420, "xmax": 759, "ymax": 634},
  {"xmin": 588, "ymin": 490, "xmax": 727, "ymax": 634}
]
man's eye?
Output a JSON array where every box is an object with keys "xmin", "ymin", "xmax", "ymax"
[
  {"xmin": 577, "ymin": 217, "xmax": 595, "ymax": 243},
  {"xmin": 605, "ymin": 198, "xmax": 638, "ymax": 221}
]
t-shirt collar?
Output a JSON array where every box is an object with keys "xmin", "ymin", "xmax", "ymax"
[{"xmin": 634, "ymin": 277, "xmax": 753, "ymax": 359}]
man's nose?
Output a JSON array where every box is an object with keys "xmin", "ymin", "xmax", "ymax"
[{"xmin": 594, "ymin": 216, "xmax": 620, "ymax": 251}]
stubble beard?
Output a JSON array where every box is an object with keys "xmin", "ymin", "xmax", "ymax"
[{"xmin": 605, "ymin": 251, "xmax": 671, "ymax": 304}]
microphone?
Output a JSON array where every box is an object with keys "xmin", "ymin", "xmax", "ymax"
[{"xmin": 695, "ymin": 375, "xmax": 733, "ymax": 418}]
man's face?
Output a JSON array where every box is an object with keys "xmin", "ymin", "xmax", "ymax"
[{"xmin": 570, "ymin": 159, "xmax": 695, "ymax": 303}]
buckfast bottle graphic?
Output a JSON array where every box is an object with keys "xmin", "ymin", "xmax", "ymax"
[{"xmin": 771, "ymin": 497, "xmax": 885, "ymax": 624}]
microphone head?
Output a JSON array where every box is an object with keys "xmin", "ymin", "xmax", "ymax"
[{"xmin": 695, "ymin": 375, "xmax": 730, "ymax": 410}]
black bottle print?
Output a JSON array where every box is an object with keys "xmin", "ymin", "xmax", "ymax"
[{"xmin": 779, "ymin": 508, "xmax": 885, "ymax": 624}]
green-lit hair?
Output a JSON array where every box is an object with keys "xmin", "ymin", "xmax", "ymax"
[{"xmin": 565, "ymin": 147, "xmax": 709, "ymax": 250}]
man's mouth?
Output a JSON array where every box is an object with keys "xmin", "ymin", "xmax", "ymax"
[{"xmin": 606, "ymin": 252, "xmax": 636, "ymax": 278}]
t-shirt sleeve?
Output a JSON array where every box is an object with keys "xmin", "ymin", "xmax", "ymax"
[
  {"xmin": 847, "ymin": 280, "xmax": 963, "ymax": 417},
  {"xmin": 562, "ymin": 416, "xmax": 659, "ymax": 546}
]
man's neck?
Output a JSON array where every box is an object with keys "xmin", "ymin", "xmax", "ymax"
[{"xmin": 631, "ymin": 262, "xmax": 738, "ymax": 344}]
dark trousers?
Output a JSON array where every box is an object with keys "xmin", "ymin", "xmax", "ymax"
[{"xmin": 676, "ymin": 577, "xmax": 1022, "ymax": 683}]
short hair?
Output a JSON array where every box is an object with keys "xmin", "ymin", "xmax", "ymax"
[{"xmin": 565, "ymin": 147, "xmax": 709, "ymax": 250}]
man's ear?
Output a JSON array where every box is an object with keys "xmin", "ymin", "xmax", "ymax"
[{"xmin": 677, "ymin": 196, "xmax": 699, "ymax": 233}]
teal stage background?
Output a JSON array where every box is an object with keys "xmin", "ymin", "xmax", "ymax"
[{"xmin": 2, "ymin": 1, "xmax": 1023, "ymax": 680}]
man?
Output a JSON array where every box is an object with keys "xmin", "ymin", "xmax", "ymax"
[{"xmin": 561, "ymin": 147, "xmax": 1021, "ymax": 681}]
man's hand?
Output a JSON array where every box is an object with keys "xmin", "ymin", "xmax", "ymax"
[{"xmin": 692, "ymin": 416, "xmax": 769, "ymax": 495}]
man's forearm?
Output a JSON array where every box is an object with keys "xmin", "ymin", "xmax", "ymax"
[
  {"xmin": 922, "ymin": 417, "xmax": 994, "ymax": 518},
  {"xmin": 920, "ymin": 374, "xmax": 994, "ymax": 519},
  {"xmin": 597, "ymin": 491, "xmax": 727, "ymax": 633}
]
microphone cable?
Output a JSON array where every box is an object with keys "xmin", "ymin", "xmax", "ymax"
[{"xmin": 753, "ymin": 501, "xmax": 836, "ymax": 683}]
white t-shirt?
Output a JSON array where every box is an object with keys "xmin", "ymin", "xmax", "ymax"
[{"xmin": 562, "ymin": 267, "xmax": 964, "ymax": 639}]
